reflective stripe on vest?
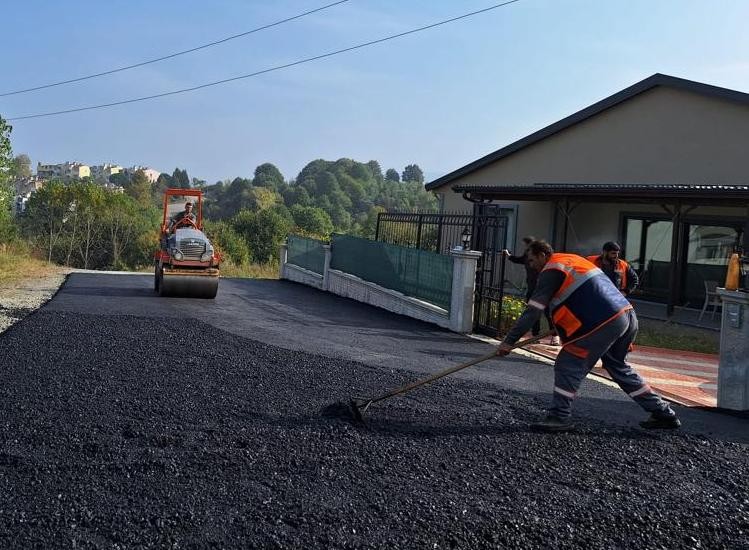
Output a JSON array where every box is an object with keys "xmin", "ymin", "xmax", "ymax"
[{"xmin": 543, "ymin": 253, "xmax": 632, "ymax": 343}]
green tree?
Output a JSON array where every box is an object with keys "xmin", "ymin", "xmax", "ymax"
[
  {"xmin": 248, "ymin": 187, "xmax": 282, "ymax": 211},
  {"xmin": 402, "ymin": 164, "xmax": 424, "ymax": 184},
  {"xmin": 366, "ymin": 160, "xmax": 383, "ymax": 182},
  {"xmin": 204, "ymin": 219, "xmax": 251, "ymax": 265},
  {"xmin": 172, "ymin": 167, "xmax": 190, "ymax": 188},
  {"xmin": 12, "ymin": 153, "xmax": 32, "ymax": 178},
  {"xmin": 253, "ymin": 163, "xmax": 284, "ymax": 189},
  {"xmin": 290, "ymin": 204, "xmax": 333, "ymax": 237},
  {"xmin": 125, "ymin": 169, "xmax": 152, "ymax": 208},
  {"xmin": 385, "ymin": 168, "xmax": 400, "ymax": 183},
  {"xmin": 109, "ymin": 172, "xmax": 130, "ymax": 187},
  {"xmin": 21, "ymin": 180, "xmax": 71, "ymax": 262},
  {"xmin": 231, "ymin": 208, "xmax": 291, "ymax": 264},
  {"xmin": 0, "ymin": 116, "xmax": 14, "ymax": 242}
]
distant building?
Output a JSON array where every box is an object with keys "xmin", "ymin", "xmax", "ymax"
[
  {"xmin": 36, "ymin": 161, "xmax": 90, "ymax": 181},
  {"xmin": 14, "ymin": 176, "xmax": 44, "ymax": 195},
  {"xmin": 90, "ymin": 163, "xmax": 123, "ymax": 183},
  {"xmin": 13, "ymin": 192, "xmax": 33, "ymax": 215},
  {"xmin": 125, "ymin": 166, "xmax": 160, "ymax": 183}
]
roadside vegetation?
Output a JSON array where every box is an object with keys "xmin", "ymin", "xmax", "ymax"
[
  {"xmin": 0, "ymin": 242, "xmax": 68, "ymax": 286},
  {"xmin": 1, "ymin": 114, "xmax": 434, "ymax": 281}
]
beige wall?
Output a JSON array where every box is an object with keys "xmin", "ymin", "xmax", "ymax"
[
  {"xmin": 436, "ymin": 85, "xmax": 749, "ymax": 277},
  {"xmin": 438, "ymin": 86, "xmax": 749, "ymax": 189}
]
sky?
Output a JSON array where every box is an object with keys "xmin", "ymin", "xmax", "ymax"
[{"xmin": 2, "ymin": 0, "xmax": 749, "ymax": 184}]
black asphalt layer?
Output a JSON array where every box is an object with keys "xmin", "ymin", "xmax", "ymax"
[{"xmin": 0, "ymin": 273, "xmax": 747, "ymax": 548}]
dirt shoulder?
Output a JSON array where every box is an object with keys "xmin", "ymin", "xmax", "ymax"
[{"xmin": 0, "ymin": 266, "xmax": 71, "ymax": 334}]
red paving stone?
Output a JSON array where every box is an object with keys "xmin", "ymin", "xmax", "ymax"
[{"xmin": 524, "ymin": 338, "xmax": 718, "ymax": 408}]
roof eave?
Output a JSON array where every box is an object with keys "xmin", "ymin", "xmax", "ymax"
[{"xmin": 427, "ymin": 73, "xmax": 749, "ymax": 191}]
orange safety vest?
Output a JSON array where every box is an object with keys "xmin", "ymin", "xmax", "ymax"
[
  {"xmin": 544, "ymin": 253, "xmax": 632, "ymax": 345},
  {"xmin": 585, "ymin": 255, "xmax": 630, "ymax": 291}
]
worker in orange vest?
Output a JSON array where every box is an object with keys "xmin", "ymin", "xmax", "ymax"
[
  {"xmin": 586, "ymin": 241, "xmax": 639, "ymax": 296},
  {"xmin": 496, "ymin": 239, "xmax": 680, "ymax": 432}
]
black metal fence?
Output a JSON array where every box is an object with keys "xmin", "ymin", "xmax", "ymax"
[{"xmin": 375, "ymin": 211, "xmax": 474, "ymax": 255}]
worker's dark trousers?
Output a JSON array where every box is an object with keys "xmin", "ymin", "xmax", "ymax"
[{"xmin": 549, "ymin": 309, "xmax": 676, "ymax": 419}]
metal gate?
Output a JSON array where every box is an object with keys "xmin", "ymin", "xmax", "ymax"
[{"xmin": 471, "ymin": 204, "xmax": 509, "ymax": 336}]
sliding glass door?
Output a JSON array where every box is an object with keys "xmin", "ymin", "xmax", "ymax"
[
  {"xmin": 682, "ymin": 224, "xmax": 740, "ymax": 306},
  {"xmin": 624, "ymin": 218, "xmax": 673, "ymax": 301},
  {"xmin": 624, "ymin": 215, "xmax": 742, "ymax": 305}
]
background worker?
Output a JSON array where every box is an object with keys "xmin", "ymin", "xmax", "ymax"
[
  {"xmin": 496, "ymin": 239, "xmax": 680, "ymax": 432},
  {"xmin": 503, "ymin": 236, "xmax": 559, "ymax": 345},
  {"xmin": 586, "ymin": 241, "xmax": 639, "ymax": 296}
]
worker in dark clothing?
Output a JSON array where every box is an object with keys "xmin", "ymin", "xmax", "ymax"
[
  {"xmin": 503, "ymin": 236, "xmax": 558, "ymax": 345},
  {"xmin": 586, "ymin": 241, "xmax": 639, "ymax": 296},
  {"xmin": 168, "ymin": 201, "xmax": 197, "ymax": 232},
  {"xmin": 496, "ymin": 239, "xmax": 680, "ymax": 433}
]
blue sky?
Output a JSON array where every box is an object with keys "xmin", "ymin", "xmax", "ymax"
[{"xmin": 2, "ymin": 0, "xmax": 748, "ymax": 184}]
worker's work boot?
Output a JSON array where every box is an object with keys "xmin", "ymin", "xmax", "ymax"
[
  {"xmin": 639, "ymin": 413, "xmax": 681, "ymax": 430},
  {"xmin": 530, "ymin": 415, "xmax": 574, "ymax": 433}
]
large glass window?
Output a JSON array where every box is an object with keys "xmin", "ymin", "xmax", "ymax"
[
  {"xmin": 625, "ymin": 216, "xmax": 742, "ymax": 305},
  {"xmin": 683, "ymin": 224, "xmax": 740, "ymax": 306},
  {"xmin": 624, "ymin": 218, "xmax": 673, "ymax": 299}
]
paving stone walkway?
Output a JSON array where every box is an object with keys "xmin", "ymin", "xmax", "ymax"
[{"xmin": 525, "ymin": 339, "xmax": 718, "ymax": 408}]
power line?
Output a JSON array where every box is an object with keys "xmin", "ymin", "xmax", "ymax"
[
  {"xmin": 0, "ymin": 0, "xmax": 350, "ymax": 97},
  {"xmin": 7, "ymin": 0, "xmax": 523, "ymax": 121}
]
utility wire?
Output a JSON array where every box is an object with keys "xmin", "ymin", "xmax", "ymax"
[
  {"xmin": 7, "ymin": 0, "xmax": 522, "ymax": 121},
  {"xmin": 0, "ymin": 0, "xmax": 350, "ymax": 97}
]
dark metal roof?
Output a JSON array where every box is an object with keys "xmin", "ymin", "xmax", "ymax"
[
  {"xmin": 427, "ymin": 73, "xmax": 749, "ymax": 191},
  {"xmin": 455, "ymin": 183, "xmax": 749, "ymax": 205}
]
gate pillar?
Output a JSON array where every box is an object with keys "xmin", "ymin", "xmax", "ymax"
[{"xmin": 449, "ymin": 248, "xmax": 482, "ymax": 333}]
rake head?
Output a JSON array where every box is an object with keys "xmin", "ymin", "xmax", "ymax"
[{"xmin": 348, "ymin": 397, "xmax": 372, "ymax": 424}]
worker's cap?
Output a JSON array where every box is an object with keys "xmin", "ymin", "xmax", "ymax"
[{"xmin": 603, "ymin": 241, "xmax": 621, "ymax": 252}]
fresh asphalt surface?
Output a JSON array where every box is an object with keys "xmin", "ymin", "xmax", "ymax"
[
  {"xmin": 46, "ymin": 273, "xmax": 747, "ymax": 441},
  {"xmin": 0, "ymin": 272, "xmax": 747, "ymax": 548}
]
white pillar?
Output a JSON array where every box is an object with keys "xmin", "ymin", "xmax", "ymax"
[
  {"xmin": 279, "ymin": 241, "xmax": 288, "ymax": 280},
  {"xmin": 322, "ymin": 244, "xmax": 332, "ymax": 291},
  {"xmin": 449, "ymin": 248, "xmax": 482, "ymax": 333},
  {"xmin": 717, "ymin": 288, "xmax": 749, "ymax": 410}
]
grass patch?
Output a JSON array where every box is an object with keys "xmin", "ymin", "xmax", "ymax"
[
  {"xmin": 219, "ymin": 259, "xmax": 279, "ymax": 279},
  {"xmin": 0, "ymin": 243, "xmax": 68, "ymax": 286},
  {"xmin": 635, "ymin": 318, "xmax": 719, "ymax": 355}
]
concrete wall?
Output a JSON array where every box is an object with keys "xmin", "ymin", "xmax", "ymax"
[{"xmin": 280, "ymin": 243, "xmax": 481, "ymax": 333}]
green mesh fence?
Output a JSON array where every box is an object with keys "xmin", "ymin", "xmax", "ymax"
[
  {"xmin": 330, "ymin": 234, "xmax": 453, "ymax": 311},
  {"xmin": 287, "ymin": 235, "xmax": 326, "ymax": 275}
]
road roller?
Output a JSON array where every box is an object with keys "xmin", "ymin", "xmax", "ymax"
[{"xmin": 154, "ymin": 188, "xmax": 220, "ymax": 298}]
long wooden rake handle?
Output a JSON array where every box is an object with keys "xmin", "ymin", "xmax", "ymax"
[{"xmin": 356, "ymin": 331, "xmax": 553, "ymax": 410}]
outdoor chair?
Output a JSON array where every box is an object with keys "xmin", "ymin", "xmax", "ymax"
[{"xmin": 698, "ymin": 280, "xmax": 721, "ymax": 321}]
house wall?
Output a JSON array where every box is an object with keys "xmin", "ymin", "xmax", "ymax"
[{"xmin": 436, "ymin": 85, "xmax": 749, "ymax": 281}]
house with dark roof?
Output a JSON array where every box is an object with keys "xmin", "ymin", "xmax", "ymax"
[{"xmin": 426, "ymin": 73, "xmax": 749, "ymax": 314}]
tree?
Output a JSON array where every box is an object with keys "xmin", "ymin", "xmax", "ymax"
[
  {"xmin": 0, "ymin": 116, "xmax": 15, "ymax": 243},
  {"xmin": 203, "ymin": 219, "xmax": 251, "ymax": 265},
  {"xmin": 172, "ymin": 167, "xmax": 190, "ymax": 188},
  {"xmin": 402, "ymin": 164, "xmax": 424, "ymax": 184},
  {"xmin": 12, "ymin": 153, "xmax": 31, "ymax": 178},
  {"xmin": 366, "ymin": 160, "xmax": 383, "ymax": 182},
  {"xmin": 231, "ymin": 208, "xmax": 291, "ymax": 264},
  {"xmin": 125, "ymin": 169, "xmax": 152, "ymax": 208},
  {"xmin": 385, "ymin": 168, "xmax": 400, "ymax": 183},
  {"xmin": 253, "ymin": 163, "xmax": 284, "ymax": 189},
  {"xmin": 290, "ymin": 204, "xmax": 333, "ymax": 237},
  {"xmin": 109, "ymin": 172, "xmax": 130, "ymax": 187}
]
